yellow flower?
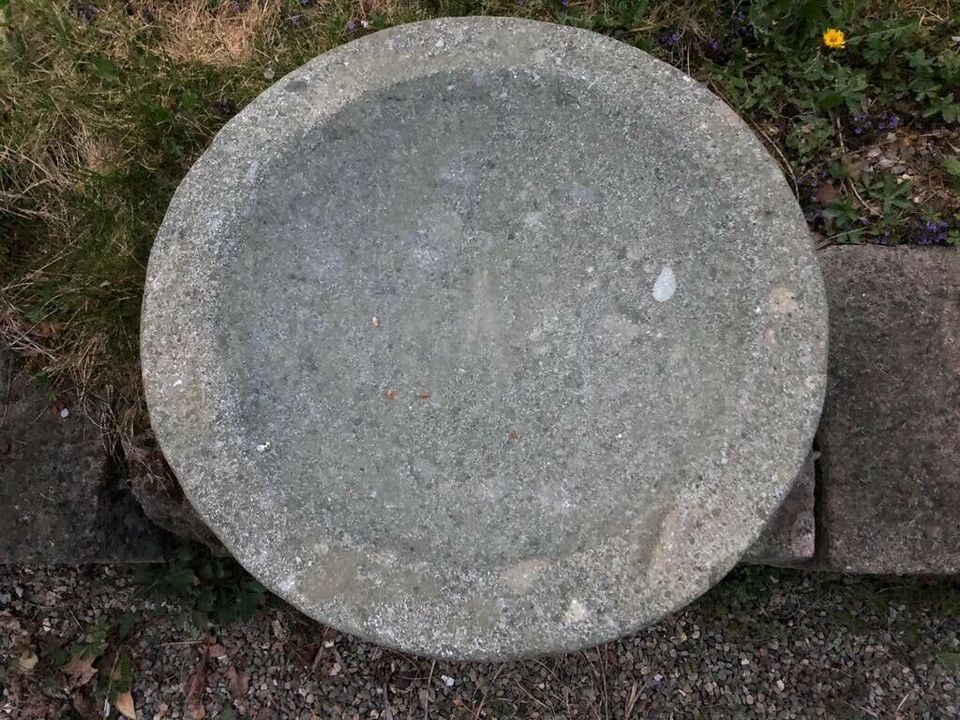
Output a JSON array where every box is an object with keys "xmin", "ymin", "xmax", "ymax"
[{"xmin": 822, "ymin": 28, "xmax": 846, "ymax": 49}]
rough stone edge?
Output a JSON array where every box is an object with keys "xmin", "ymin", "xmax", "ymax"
[
  {"xmin": 140, "ymin": 17, "xmax": 828, "ymax": 659},
  {"xmin": 741, "ymin": 452, "xmax": 816, "ymax": 567}
]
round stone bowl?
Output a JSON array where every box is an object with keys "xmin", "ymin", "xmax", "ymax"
[{"xmin": 142, "ymin": 17, "xmax": 827, "ymax": 660}]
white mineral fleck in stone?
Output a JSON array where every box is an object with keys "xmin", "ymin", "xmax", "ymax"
[
  {"xmin": 652, "ymin": 265, "xmax": 677, "ymax": 302},
  {"xmin": 564, "ymin": 598, "xmax": 586, "ymax": 624}
]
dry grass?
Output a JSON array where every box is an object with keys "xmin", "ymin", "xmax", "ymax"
[
  {"xmin": 153, "ymin": 0, "xmax": 280, "ymax": 66},
  {"xmin": 879, "ymin": 1, "xmax": 956, "ymax": 20},
  {"xmin": 76, "ymin": 124, "xmax": 122, "ymax": 175},
  {"xmin": 351, "ymin": 0, "xmax": 401, "ymax": 23},
  {"xmin": 0, "ymin": 145, "xmax": 75, "ymax": 223}
]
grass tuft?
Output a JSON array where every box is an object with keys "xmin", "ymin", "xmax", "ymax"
[{"xmin": 155, "ymin": 0, "xmax": 281, "ymax": 66}]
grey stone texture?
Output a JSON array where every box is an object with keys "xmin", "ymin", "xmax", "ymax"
[
  {"xmin": 815, "ymin": 246, "xmax": 960, "ymax": 574},
  {"xmin": 0, "ymin": 344, "xmax": 167, "ymax": 564},
  {"xmin": 141, "ymin": 18, "xmax": 827, "ymax": 659},
  {"xmin": 122, "ymin": 435, "xmax": 223, "ymax": 551},
  {"xmin": 741, "ymin": 453, "xmax": 816, "ymax": 566}
]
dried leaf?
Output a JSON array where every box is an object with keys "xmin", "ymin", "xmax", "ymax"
[
  {"xmin": 815, "ymin": 182, "xmax": 841, "ymax": 205},
  {"xmin": 207, "ymin": 644, "xmax": 227, "ymax": 660},
  {"xmin": 226, "ymin": 666, "xmax": 249, "ymax": 700},
  {"xmin": 18, "ymin": 648, "xmax": 38, "ymax": 672},
  {"xmin": 184, "ymin": 652, "xmax": 208, "ymax": 720},
  {"xmin": 271, "ymin": 619, "xmax": 287, "ymax": 642},
  {"xmin": 71, "ymin": 691, "xmax": 95, "ymax": 717},
  {"xmin": 0, "ymin": 616, "xmax": 22, "ymax": 632},
  {"xmin": 115, "ymin": 690, "xmax": 138, "ymax": 720},
  {"xmin": 62, "ymin": 653, "xmax": 99, "ymax": 688}
]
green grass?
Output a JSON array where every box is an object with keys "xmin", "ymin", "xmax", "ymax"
[{"xmin": 2, "ymin": 0, "xmax": 959, "ymax": 439}]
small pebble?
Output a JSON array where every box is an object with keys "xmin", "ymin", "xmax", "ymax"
[{"xmin": 0, "ymin": 566, "xmax": 955, "ymax": 718}]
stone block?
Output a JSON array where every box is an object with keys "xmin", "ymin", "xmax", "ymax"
[
  {"xmin": 815, "ymin": 246, "xmax": 960, "ymax": 574},
  {"xmin": 0, "ymin": 344, "xmax": 168, "ymax": 564}
]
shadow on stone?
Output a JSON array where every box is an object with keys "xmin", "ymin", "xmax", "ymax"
[
  {"xmin": 121, "ymin": 434, "xmax": 224, "ymax": 553},
  {"xmin": 0, "ymin": 344, "xmax": 170, "ymax": 564}
]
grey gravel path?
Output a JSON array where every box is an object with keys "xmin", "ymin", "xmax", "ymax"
[{"xmin": 2, "ymin": 565, "xmax": 958, "ymax": 719}]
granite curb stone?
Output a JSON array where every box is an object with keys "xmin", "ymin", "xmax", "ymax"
[
  {"xmin": 815, "ymin": 245, "xmax": 960, "ymax": 575},
  {"xmin": 0, "ymin": 344, "xmax": 168, "ymax": 564}
]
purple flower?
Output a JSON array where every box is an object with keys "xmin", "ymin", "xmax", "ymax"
[
  {"xmin": 852, "ymin": 111, "xmax": 872, "ymax": 135},
  {"xmin": 562, "ymin": 0, "xmax": 570, "ymax": 5},
  {"xmin": 75, "ymin": 2, "xmax": 101, "ymax": 23},
  {"xmin": 661, "ymin": 30, "xmax": 681, "ymax": 48},
  {"xmin": 876, "ymin": 110, "xmax": 900, "ymax": 132},
  {"xmin": 346, "ymin": 19, "xmax": 358, "ymax": 32},
  {"xmin": 707, "ymin": 37, "xmax": 721, "ymax": 54},
  {"xmin": 852, "ymin": 109, "xmax": 900, "ymax": 137},
  {"xmin": 872, "ymin": 231, "xmax": 891, "ymax": 245},
  {"xmin": 916, "ymin": 219, "xmax": 949, "ymax": 245}
]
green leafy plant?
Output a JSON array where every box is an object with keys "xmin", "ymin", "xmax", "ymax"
[
  {"xmin": 924, "ymin": 92, "xmax": 960, "ymax": 122},
  {"xmin": 848, "ymin": 21, "xmax": 919, "ymax": 65},
  {"xmin": 861, "ymin": 172, "xmax": 913, "ymax": 215},
  {"xmin": 938, "ymin": 651, "xmax": 960, "ymax": 671},
  {"xmin": 135, "ymin": 542, "xmax": 267, "ymax": 628}
]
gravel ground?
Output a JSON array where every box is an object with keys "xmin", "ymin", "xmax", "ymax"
[{"xmin": 1, "ymin": 565, "xmax": 958, "ymax": 720}]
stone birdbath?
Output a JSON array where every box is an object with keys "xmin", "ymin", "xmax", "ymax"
[{"xmin": 142, "ymin": 17, "xmax": 827, "ymax": 660}]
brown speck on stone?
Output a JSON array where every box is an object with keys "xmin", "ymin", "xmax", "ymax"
[
  {"xmin": 508, "ymin": 430, "xmax": 520, "ymax": 442},
  {"xmin": 384, "ymin": 389, "xmax": 397, "ymax": 401},
  {"xmin": 418, "ymin": 392, "xmax": 431, "ymax": 400}
]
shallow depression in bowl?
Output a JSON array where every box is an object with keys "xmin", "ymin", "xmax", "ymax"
[{"xmin": 211, "ymin": 68, "xmax": 759, "ymax": 570}]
